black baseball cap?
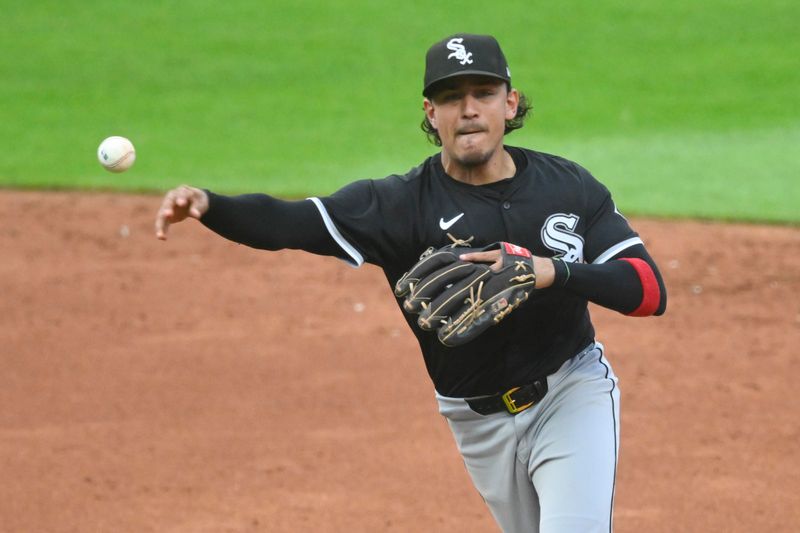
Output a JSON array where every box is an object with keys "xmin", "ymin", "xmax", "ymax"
[{"xmin": 423, "ymin": 33, "xmax": 511, "ymax": 97}]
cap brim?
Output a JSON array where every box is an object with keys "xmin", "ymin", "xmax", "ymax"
[{"xmin": 423, "ymin": 70, "xmax": 510, "ymax": 97}]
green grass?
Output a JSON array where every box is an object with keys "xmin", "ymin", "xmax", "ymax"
[
  {"xmin": 1, "ymin": 0, "xmax": 798, "ymax": 223},
  {"xmin": 526, "ymin": 125, "xmax": 800, "ymax": 223}
]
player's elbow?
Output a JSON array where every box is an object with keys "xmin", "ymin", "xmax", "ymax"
[
  {"xmin": 641, "ymin": 283, "xmax": 667, "ymax": 317},
  {"xmin": 620, "ymin": 258, "xmax": 666, "ymax": 317}
]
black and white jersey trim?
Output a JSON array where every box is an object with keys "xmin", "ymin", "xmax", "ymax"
[
  {"xmin": 592, "ymin": 237, "xmax": 643, "ymax": 264},
  {"xmin": 307, "ymin": 197, "xmax": 364, "ymax": 267}
]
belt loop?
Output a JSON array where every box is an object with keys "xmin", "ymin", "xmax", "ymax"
[{"xmin": 533, "ymin": 378, "xmax": 547, "ymax": 398}]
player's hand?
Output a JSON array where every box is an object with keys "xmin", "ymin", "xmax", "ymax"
[
  {"xmin": 154, "ymin": 185, "xmax": 209, "ymax": 240},
  {"xmin": 459, "ymin": 249, "xmax": 556, "ymax": 288}
]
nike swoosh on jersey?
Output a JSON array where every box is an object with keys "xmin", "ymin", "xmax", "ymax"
[{"xmin": 439, "ymin": 213, "xmax": 465, "ymax": 230}]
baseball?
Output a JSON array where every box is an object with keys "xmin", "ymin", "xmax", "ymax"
[{"xmin": 97, "ymin": 136, "xmax": 136, "ymax": 173}]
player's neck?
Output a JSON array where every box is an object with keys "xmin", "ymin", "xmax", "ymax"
[{"xmin": 441, "ymin": 147, "xmax": 516, "ymax": 186}]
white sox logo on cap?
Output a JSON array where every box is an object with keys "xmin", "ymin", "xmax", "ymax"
[
  {"xmin": 446, "ymin": 38, "xmax": 473, "ymax": 65},
  {"xmin": 423, "ymin": 34, "xmax": 510, "ymax": 97}
]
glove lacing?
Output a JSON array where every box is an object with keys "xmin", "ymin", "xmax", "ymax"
[{"xmin": 446, "ymin": 233, "xmax": 474, "ymax": 248}]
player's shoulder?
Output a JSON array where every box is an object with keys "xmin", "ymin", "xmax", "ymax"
[
  {"xmin": 363, "ymin": 154, "xmax": 438, "ymax": 200},
  {"xmin": 511, "ymin": 146, "xmax": 612, "ymax": 197},
  {"xmin": 385, "ymin": 154, "xmax": 437, "ymax": 185},
  {"xmin": 510, "ymin": 146, "xmax": 591, "ymax": 180},
  {"xmin": 327, "ymin": 155, "xmax": 436, "ymax": 207}
]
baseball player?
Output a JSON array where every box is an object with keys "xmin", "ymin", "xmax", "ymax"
[{"xmin": 155, "ymin": 34, "xmax": 666, "ymax": 533}]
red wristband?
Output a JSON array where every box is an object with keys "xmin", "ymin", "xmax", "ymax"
[{"xmin": 620, "ymin": 258, "xmax": 660, "ymax": 317}]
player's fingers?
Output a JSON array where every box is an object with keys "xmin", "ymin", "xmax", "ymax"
[
  {"xmin": 165, "ymin": 188, "xmax": 194, "ymax": 219},
  {"xmin": 154, "ymin": 189, "xmax": 181, "ymax": 239},
  {"xmin": 155, "ymin": 186, "xmax": 207, "ymax": 238},
  {"xmin": 155, "ymin": 222, "xmax": 170, "ymax": 240},
  {"xmin": 158, "ymin": 200, "xmax": 178, "ymax": 221},
  {"xmin": 459, "ymin": 250, "xmax": 497, "ymax": 262},
  {"xmin": 155, "ymin": 211, "xmax": 170, "ymax": 240},
  {"xmin": 175, "ymin": 186, "xmax": 196, "ymax": 208},
  {"xmin": 460, "ymin": 250, "xmax": 503, "ymax": 272},
  {"xmin": 177, "ymin": 185, "xmax": 208, "ymax": 219}
]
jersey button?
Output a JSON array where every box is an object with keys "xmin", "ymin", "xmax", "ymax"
[{"xmin": 502, "ymin": 201, "xmax": 511, "ymax": 210}]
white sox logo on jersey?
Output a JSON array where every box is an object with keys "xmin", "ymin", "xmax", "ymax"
[
  {"xmin": 541, "ymin": 213, "xmax": 584, "ymax": 263},
  {"xmin": 446, "ymin": 38, "xmax": 473, "ymax": 65}
]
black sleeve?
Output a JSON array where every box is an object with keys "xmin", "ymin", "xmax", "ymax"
[
  {"xmin": 551, "ymin": 243, "xmax": 667, "ymax": 316},
  {"xmin": 573, "ymin": 163, "xmax": 642, "ymax": 264},
  {"xmin": 199, "ymin": 190, "xmax": 347, "ymax": 260}
]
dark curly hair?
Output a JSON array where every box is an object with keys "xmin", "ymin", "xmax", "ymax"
[{"xmin": 421, "ymin": 90, "xmax": 533, "ymax": 147}]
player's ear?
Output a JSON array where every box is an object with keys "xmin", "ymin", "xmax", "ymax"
[
  {"xmin": 423, "ymin": 99, "xmax": 437, "ymax": 129},
  {"xmin": 505, "ymin": 88, "xmax": 519, "ymax": 121}
]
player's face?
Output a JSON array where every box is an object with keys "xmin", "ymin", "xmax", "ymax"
[{"xmin": 424, "ymin": 76, "xmax": 519, "ymax": 168}]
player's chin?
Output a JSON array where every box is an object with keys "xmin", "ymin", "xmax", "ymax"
[{"xmin": 453, "ymin": 144, "xmax": 494, "ymax": 167}]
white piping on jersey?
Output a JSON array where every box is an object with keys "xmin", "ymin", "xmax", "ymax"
[
  {"xmin": 592, "ymin": 237, "xmax": 644, "ymax": 264},
  {"xmin": 307, "ymin": 197, "xmax": 365, "ymax": 268}
]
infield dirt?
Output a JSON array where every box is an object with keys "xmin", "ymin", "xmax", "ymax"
[{"xmin": 1, "ymin": 190, "xmax": 798, "ymax": 532}]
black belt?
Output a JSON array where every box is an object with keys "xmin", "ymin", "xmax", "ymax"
[{"xmin": 465, "ymin": 378, "xmax": 549, "ymax": 415}]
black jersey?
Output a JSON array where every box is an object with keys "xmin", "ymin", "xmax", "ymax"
[{"xmin": 310, "ymin": 146, "xmax": 642, "ymax": 397}]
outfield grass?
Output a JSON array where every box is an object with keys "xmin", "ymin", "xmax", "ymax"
[{"xmin": 1, "ymin": 0, "xmax": 798, "ymax": 223}]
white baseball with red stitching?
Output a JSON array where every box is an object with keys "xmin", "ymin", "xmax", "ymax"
[{"xmin": 97, "ymin": 136, "xmax": 136, "ymax": 173}]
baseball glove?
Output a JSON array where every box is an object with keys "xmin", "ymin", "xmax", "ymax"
[{"xmin": 394, "ymin": 241, "xmax": 537, "ymax": 347}]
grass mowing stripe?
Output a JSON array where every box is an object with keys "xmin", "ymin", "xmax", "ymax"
[{"xmin": 521, "ymin": 124, "xmax": 800, "ymax": 224}]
